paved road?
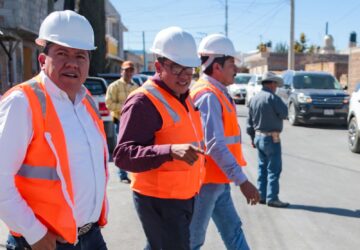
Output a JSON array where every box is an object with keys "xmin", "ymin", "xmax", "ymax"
[{"xmin": 1, "ymin": 105, "xmax": 359, "ymax": 249}]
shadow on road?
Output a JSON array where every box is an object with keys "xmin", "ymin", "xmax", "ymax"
[
  {"xmin": 287, "ymin": 204, "xmax": 360, "ymax": 218},
  {"xmin": 282, "ymin": 152, "xmax": 360, "ymax": 173}
]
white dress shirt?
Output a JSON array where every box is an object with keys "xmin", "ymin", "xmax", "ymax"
[{"xmin": 0, "ymin": 72, "xmax": 107, "ymax": 244}]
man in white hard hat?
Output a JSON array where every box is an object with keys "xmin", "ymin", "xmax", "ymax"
[
  {"xmin": 113, "ymin": 26, "xmax": 205, "ymax": 250},
  {"xmin": 190, "ymin": 34, "xmax": 259, "ymax": 250},
  {"xmin": 0, "ymin": 10, "xmax": 109, "ymax": 250},
  {"xmin": 246, "ymin": 71, "xmax": 289, "ymax": 208}
]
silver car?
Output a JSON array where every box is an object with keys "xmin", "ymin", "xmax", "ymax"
[{"xmin": 227, "ymin": 73, "xmax": 253, "ymax": 104}]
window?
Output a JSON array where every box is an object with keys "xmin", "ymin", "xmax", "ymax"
[{"xmin": 293, "ymin": 74, "xmax": 341, "ymax": 90}]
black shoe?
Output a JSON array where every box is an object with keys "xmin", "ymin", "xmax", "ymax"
[
  {"xmin": 120, "ymin": 177, "xmax": 131, "ymax": 184},
  {"xmin": 259, "ymin": 199, "xmax": 266, "ymax": 205},
  {"xmin": 267, "ymin": 200, "xmax": 289, "ymax": 208}
]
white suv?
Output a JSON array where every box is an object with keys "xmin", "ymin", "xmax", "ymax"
[
  {"xmin": 83, "ymin": 77, "xmax": 117, "ymax": 152},
  {"xmin": 245, "ymin": 74, "xmax": 262, "ymax": 106},
  {"xmin": 348, "ymin": 84, "xmax": 360, "ymax": 153}
]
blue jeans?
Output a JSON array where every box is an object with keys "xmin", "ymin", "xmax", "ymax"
[
  {"xmin": 6, "ymin": 224, "xmax": 107, "ymax": 250},
  {"xmin": 114, "ymin": 117, "xmax": 128, "ymax": 180},
  {"xmin": 118, "ymin": 168, "xmax": 129, "ymax": 180},
  {"xmin": 254, "ymin": 135, "xmax": 282, "ymax": 202},
  {"xmin": 190, "ymin": 184, "xmax": 249, "ymax": 250}
]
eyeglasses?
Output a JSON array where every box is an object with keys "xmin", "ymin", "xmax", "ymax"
[{"xmin": 162, "ymin": 62, "xmax": 194, "ymax": 76}]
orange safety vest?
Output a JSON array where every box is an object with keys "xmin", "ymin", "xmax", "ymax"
[
  {"xmin": 129, "ymin": 80, "xmax": 205, "ymax": 199},
  {"xmin": 190, "ymin": 78, "xmax": 247, "ymax": 184},
  {"xmin": 4, "ymin": 75, "xmax": 109, "ymax": 244}
]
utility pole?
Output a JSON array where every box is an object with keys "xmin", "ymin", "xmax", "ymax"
[
  {"xmin": 142, "ymin": 31, "xmax": 146, "ymax": 71},
  {"xmin": 225, "ymin": 0, "xmax": 228, "ymax": 37},
  {"xmin": 288, "ymin": 0, "xmax": 295, "ymax": 70}
]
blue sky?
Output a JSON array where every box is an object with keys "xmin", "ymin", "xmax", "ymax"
[{"xmin": 110, "ymin": 0, "xmax": 360, "ymax": 53}]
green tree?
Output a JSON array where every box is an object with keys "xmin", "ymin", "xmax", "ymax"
[
  {"xmin": 79, "ymin": 0, "xmax": 106, "ymax": 75},
  {"xmin": 294, "ymin": 32, "xmax": 307, "ymax": 53},
  {"xmin": 274, "ymin": 42, "xmax": 288, "ymax": 53}
]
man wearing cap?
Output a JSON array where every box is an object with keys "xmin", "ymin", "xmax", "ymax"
[
  {"xmin": 113, "ymin": 26, "xmax": 205, "ymax": 250},
  {"xmin": 105, "ymin": 60, "xmax": 138, "ymax": 183},
  {"xmin": 190, "ymin": 34, "xmax": 259, "ymax": 250},
  {"xmin": 246, "ymin": 71, "xmax": 289, "ymax": 208},
  {"xmin": 0, "ymin": 10, "xmax": 109, "ymax": 249}
]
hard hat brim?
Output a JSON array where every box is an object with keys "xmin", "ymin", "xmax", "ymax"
[
  {"xmin": 151, "ymin": 48, "xmax": 201, "ymax": 68},
  {"xmin": 36, "ymin": 38, "xmax": 97, "ymax": 51}
]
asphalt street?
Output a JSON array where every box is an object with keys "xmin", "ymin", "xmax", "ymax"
[{"xmin": 1, "ymin": 105, "xmax": 359, "ymax": 250}]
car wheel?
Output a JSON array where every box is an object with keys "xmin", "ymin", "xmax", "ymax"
[
  {"xmin": 348, "ymin": 117, "xmax": 360, "ymax": 153},
  {"xmin": 288, "ymin": 103, "xmax": 299, "ymax": 126}
]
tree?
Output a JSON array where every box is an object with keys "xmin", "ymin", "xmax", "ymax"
[
  {"xmin": 294, "ymin": 32, "xmax": 307, "ymax": 53},
  {"xmin": 79, "ymin": 0, "xmax": 106, "ymax": 75},
  {"xmin": 274, "ymin": 42, "xmax": 288, "ymax": 53}
]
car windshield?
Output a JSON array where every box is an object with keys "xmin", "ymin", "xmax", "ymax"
[
  {"xmin": 234, "ymin": 75, "xmax": 252, "ymax": 84},
  {"xmin": 84, "ymin": 79, "xmax": 106, "ymax": 95},
  {"xmin": 293, "ymin": 74, "xmax": 342, "ymax": 90}
]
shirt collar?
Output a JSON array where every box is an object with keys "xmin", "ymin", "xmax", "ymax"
[
  {"xmin": 120, "ymin": 77, "xmax": 136, "ymax": 86},
  {"xmin": 40, "ymin": 71, "xmax": 87, "ymax": 105}
]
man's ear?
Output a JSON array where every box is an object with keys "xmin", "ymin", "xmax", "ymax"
[
  {"xmin": 154, "ymin": 61, "xmax": 162, "ymax": 73},
  {"xmin": 38, "ymin": 53, "xmax": 46, "ymax": 69},
  {"xmin": 213, "ymin": 62, "xmax": 222, "ymax": 73}
]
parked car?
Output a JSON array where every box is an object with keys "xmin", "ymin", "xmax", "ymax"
[
  {"xmin": 347, "ymin": 84, "xmax": 360, "ymax": 153},
  {"xmin": 140, "ymin": 71, "xmax": 156, "ymax": 76},
  {"xmin": 83, "ymin": 76, "xmax": 117, "ymax": 152},
  {"xmin": 245, "ymin": 74, "xmax": 263, "ymax": 105},
  {"xmin": 227, "ymin": 73, "xmax": 253, "ymax": 104},
  {"xmin": 278, "ymin": 70, "xmax": 349, "ymax": 126},
  {"xmin": 97, "ymin": 73, "xmax": 149, "ymax": 86}
]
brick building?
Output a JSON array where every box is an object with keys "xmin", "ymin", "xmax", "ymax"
[
  {"xmin": 348, "ymin": 47, "xmax": 360, "ymax": 93},
  {"xmin": 244, "ymin": 51, "xmax": 348, "ymax": 83},
  {"xmin": 0, "ymin": 0, "xmax": 50, "ymax": 93}
]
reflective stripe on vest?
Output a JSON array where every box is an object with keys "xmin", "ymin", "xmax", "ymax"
[
  {"xmin": 224, "ymin": 135, "xmax": 241, "ymax": 145},
  {"xmin": 143, "ymin": 83, "xmax": 180, "ymax": 123},
  {"xmin": 17, "ymin": 164, "xmax": 60, "ymax": 181},
  {"xmin": 28, "ymin": 79, "xmax": 46, "ymax": 117},
  {"xmin": 190, "ymin": 82, "xmax": 233, "ymax": 113}
]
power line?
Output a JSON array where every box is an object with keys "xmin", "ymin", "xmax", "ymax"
[{"xmin": 230, "ymin": 1, "xmax": 286, "ymax": 34}]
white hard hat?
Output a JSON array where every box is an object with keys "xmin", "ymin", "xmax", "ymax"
[
  {"xmin": 198, "ymin": 34, "xmax": 236, "ymax": 70},
  {"xmin": 36, "ymin": 10, "xmax": 96, "ymax": 50},
  {"xmin": 150, "ymin": 26, "xmax": 200, "ymax": 67},
  {"xmin": 198, "ymin": 34, "xmax": 236, "ymax": 57}
]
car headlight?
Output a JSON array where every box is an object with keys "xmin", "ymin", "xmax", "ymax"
[
  {"xmin": 343, "ymin": 96, "xmax": 350, "ymax": 104},
  {"xmin": 297, "ymin": 93, "xmax": 312, "ymax": 103}
]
